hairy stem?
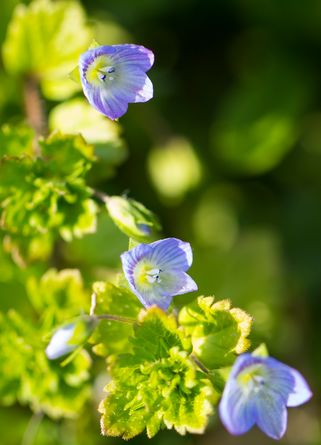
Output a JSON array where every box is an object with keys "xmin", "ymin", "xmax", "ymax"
[
  {"xmin": 21, "ymin": 411, "xmax": 43, "ymax": 445},
  {"xmin": 191, "ymin": 354, "xmax": 210, "ymax": 374},
  {"xmin": 92, "ymin": 189, "xmax": 110, "ymax": 203},
  {"xmin": 96, "ymin": 314, "xmax": 136, "ymax": 324},
  {"xmin": 23, "ymin": 75, "xmax": 47, "ymax": 156}
]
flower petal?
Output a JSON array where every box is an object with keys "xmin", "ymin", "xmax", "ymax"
[
  {"xmin": 121, "ymin": 243, "xmax": 152, "ymax": 289},
  {"xmin": 286, "ymin": 367, "xmax": 313, "ymax": 407},
  {"xmin": 159, "ymin": 271, "xmax": 198, "ymax": 296},
  {"xmin": 255, "ymin": 392, "xmax": 287, "ymax": 439},
  {"xmin": 86, "ymin": 86, "xmax": 129, "ymax": 120},
  {"xmin": 133, "ymin": 286, "xmax": 173, "ymax": 311},
  {"xmin": 109, "ymin": 44, "xmax": 154, "ymax": 71},
  {"xmin": 45, "ymin": 323, "xmax": 74, "ymax": 360},
  {"xmin": 149, "ymin": 238, "xmax": 193, "ymax": 271},
  {"xmin": 264, "ymin": 357, "xmax": 296, "ymax": 402},
  {"xmin": 219, "ymin": 380, "xmax": 256, "ymax": 435},
  {"xmin": 118, "ymin": 69, "xmax": 153, "ymax": 103}
]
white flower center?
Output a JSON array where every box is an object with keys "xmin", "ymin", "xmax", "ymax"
[
  {"xmin": 99, "ymin": 66, "xmax": 116, "ymax": 82},
  {"xmin": 145, "ymin": 268, "xmax": 162, "ymax": 283},
  {"xmin": 237, "ymin": 363, "xmax": 266, "ymax": 394}
]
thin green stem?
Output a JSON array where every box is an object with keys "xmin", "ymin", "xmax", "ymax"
[
  {"xmin": 96, "ymin": 314, "xmax": 136, "ymax": 324},
  {"xmin": 23, "ymin": 75, "xmax": 47, "ymax": 156},
  {"xmin": 21, "ymin": 411, "xmax": 43, "ymax": 445},
  {"xmin": 92, "ymin": 189, "xmax": 110, "ymax": 204},
  {"xmin": 191, "ymin": 354, "xmax": 210, "ymax": 374}
]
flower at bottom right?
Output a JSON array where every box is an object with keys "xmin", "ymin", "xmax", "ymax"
[{"xmin": 219, "ymin": 352, "xmax": 312, "ymax": 440}]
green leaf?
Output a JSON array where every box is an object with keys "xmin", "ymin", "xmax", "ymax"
[
  {"xmin": 179, "ymin": 296, "xmax": 252, "ymax": 369},
  {"xmin": 0, "ymin": 124, "xmax": 35, "ymax": 157},
  {"xmin": 0, "ymin": 133, "xmax": 97, "ymax": 263},
  {"xmin": 99, "ymin": 307, "xmax": 217, "ymax": 439},
  {"xmin": 0, "ymin": 309, "xmax": 91, "ymax": 418},
  {"xmin": 252, "ymin": 343, "xmax": 269, "ymax": 358},
  {"xmin": 49, "ymin": 99, "xmax": 127, "ymax": 181},
  {"xmin": 2, "ymin": 0, "xmax": 92, "ymax": 100},
  {"xmin": 106, "ymin": 195, "xmax": 162, "ymax": 242},
  {"xmin": 89, "ymin": 281, "xmax": 141, "ymax": 357},
  {"xmin": 26, "ymin": 268, "xmax": 90, "ymax": 324}
]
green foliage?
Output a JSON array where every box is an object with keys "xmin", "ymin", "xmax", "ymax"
[
  {"xmin": 212, "ymin": 55, "xmax": 311, "ymax": 174},
  {"xmin": 2, "ymin": 0, "xmax": 92, "ymax": 100},
  {"xmin": 99, "ymin": 307, "xmax": 217, "ymax": 439},
  {"xmin": 0, "ymin": 124, "xmax": 35, "ymax": 157},
  {"xmin": 49, "ymin": 99, "xmax": 127, "ymax": 181},
  {"xmin": 106, "ymin": 195, "xmax": 162, "ymax": 242},
  {"xmin": 0, "ymin": 132, "xmax": 97, "ymax": 263},
  {"xmin": 0, "ymin": 268, "xmax": 93, "ymax": 418},
  {"xmin": 148, "ymin": 138, "xmax": 202, "ymax": 202},
  {"xmin": 89, "ymin": 281, "xmax": 141, "ymax": 357},
  {"xmin": 26, "ymin": 268, "xmax": 90, "ymax": 324},
  {"xmin": 179, "ymin": 296, "xmax": 252, "ymax": 369}
]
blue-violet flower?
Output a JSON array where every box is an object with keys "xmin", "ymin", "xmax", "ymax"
[
  {"xmin": 121, "ymin": 237, "xmax": 198, "ymax": 310},
  {"xmin": 79, "ymin": 44, "xmax": 154, "ymax": 120},
  {"xmin": 219, "ymin": 352, "xmax": 312, "ymax": 440}
]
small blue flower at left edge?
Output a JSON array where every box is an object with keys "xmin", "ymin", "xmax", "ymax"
[
  {"xmin": 79, "ymin": 44, "xmax": 154, "ymax": 120},
  {"xmin": 219, "ymin": 352, "xmax": 312, "ymax": 440},
  {"xmin": 121, "ymin": 237, "xmax": 198, "ymax": 310}
]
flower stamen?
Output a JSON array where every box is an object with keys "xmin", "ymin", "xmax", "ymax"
[{"xmin": 146, "ymin": 268, "xmax": 162, "ymax": 283}]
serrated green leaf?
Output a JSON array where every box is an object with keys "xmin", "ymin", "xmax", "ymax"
[
  {"xmin": 99, "ymin": 307, "xmax": 217, "ymax": 439},
  {"xmin": 0, "ymin": 133, "xmax": 97, "ymax": 263},
  {"xmin": 0, "ymin": 124, "xmax": 35, "ymax": 157},
  {"xmin": 26, "ymin": 268, "xmax": 90, "ymax": 323},
  {"xmin": 89, "ymin": 281, "xmax": 141, "ymax": 357},
  {"xmin": 2, "ymin": 0, "xmax": 92, "ymax": 100},
  {"xmin": 0, "ymin": 309, "xmax": 91, "ymax": 418},
  {"xmin": 179, "ymin": 296, "xmax": 252, "ymax": 369},
  {"xmin": 39, "ymin": 131, "xmax": 95, "ymax": 178}
]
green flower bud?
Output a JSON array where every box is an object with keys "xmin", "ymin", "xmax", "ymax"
[{"xmin": 106, "ymin": 196, "xmax": 161, "ymax": 242}]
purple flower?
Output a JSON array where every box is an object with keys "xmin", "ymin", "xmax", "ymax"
[
  {"xmin": 219, "ymin": 352, "xmax": 312, "ymax": 440},
  {"xmin": 79, "ymin": 44, "xmax": 154, "ymax": 120},
  {"xmin": 121, "ymin": 238, "xmax": 198, "ymax": 310}
]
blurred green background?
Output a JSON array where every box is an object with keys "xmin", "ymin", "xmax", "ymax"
[{"xmin": 1, "ymin": 0, "xmax": 321, "ymax": 444}]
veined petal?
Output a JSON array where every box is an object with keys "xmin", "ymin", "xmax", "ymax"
[
  {"xmin": 134, "ymin": 286, "xmax": 173, "ymax": 311},
  {"xmin": 264, "ymin": 357, "xmax": 296, "ymax": 402},
  {"xmin": 219, "ymin": 381, "xmax": 256, "ymax": 435},
  {"xmin": 119, "ymin": 70, "xmax": 153, "ymax": 103},
  {"xmin": 149, "ymin": 238, "xmax": 193, "ymax": 271},
  {"xmin": 86, "ymin": 87, "xmax": 129, "ymax": 120},
  {"xmin": 108, "ymin": 44, "xmax": 154, "ymax": 71},
  {"xmin": 286, "ymin": 367, "xmax": 313, "ymax": 407},
  {"xmin": 121, "ymin": 243, "xmax": 153, "ymax": 288},
  {"xmin": 159, "ymin": 271, "xmax": 198, "ymax": 296},
  {"xmin": 255, "ymin": 392, "xmax": 287, "ymax": 440}
]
